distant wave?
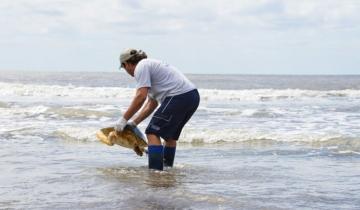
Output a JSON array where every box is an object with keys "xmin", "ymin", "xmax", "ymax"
[
  {"xmin": 1, "ymin": 82, "xmax": 360, "ymax": 102},
  {"xmin": 0, "ymin": 82, "xmax": 135, "ymax": 99},
  {"xmin": 199, "ymin": 89, "xmax": 360, "ymax": 101}
]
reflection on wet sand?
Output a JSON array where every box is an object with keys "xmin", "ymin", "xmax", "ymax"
[
  {"xmin": 97, "ymin": 165, "xmax": 230, "ymax": 209},
  {"xmin": 98, "ymin": 166, "xmax": 183, "ymax": 188}
]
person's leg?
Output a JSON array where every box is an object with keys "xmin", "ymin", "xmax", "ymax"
[
  {"xmin": 145, "ymin": 90, "xmax": 199, "ymax": 169},
  {"xmin": 164, "ymin": 139, "xmax": 176, "ymax": 167},
  {"xmin": 162, "ymin": 90, "xmax": 199, "ymax": 167},
  {"xmin": 147, "ymin": 134, "xmax": 163, "ymax": 170},
  {"xmin": 165, "ymin": 139, "xmax": 176, "ymax": 147},
  {"xmin": 147, "ymin": 134, "xmax": 162, "ymax": 145}
]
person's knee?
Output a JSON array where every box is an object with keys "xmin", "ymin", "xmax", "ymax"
[
  {"xmin": 165, "ymin": 139, "xmax": 177, "ymax": 147},
  {"xmin": 147, "ymin": 134, "xmax": 161, "ymax": 145}
]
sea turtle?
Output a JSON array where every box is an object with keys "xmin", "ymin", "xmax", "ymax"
[{"xmin": 96, "ymin": 125, "xmax": 148, "ymax": 156}]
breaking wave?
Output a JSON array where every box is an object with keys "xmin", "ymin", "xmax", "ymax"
[
  {"xmin": 46, "ymin": 126, "xmax": 360, "ymax": 154},
  {"xmin": 1, "ymin": 81, "xmax": 360, "ymax": 155},
  {"xmin": 1, "ymin": 82, "xmax": 360, "ymax": 101},
  {"xmin": 0, "ymin": 105, "xmax": 116, "ymax": 120}
]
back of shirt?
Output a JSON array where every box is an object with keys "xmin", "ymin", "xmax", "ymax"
[{"xmin": 134, "ymin": 59, "xmax": 196, "ymax": 103}]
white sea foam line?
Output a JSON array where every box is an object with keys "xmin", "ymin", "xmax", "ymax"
[
  {"xmin": 1, "ymin": 82, "xmax": 360, "ymax": 101},
  {"xmin": 1, "ymin": 118, "xmax": 356, "ymax": 145},
  {"xmin": 199, "ymin": 89, "xmax": 360, "ymax": 101},
  {"xmin": 0, "ymin": 104, "xmax": 121, "ymax": 120},
  {"xmin": 53, "ymin": 126, "xmax": 99, "ymax": 142},
  {"xmin": 337, "ymin": 150, "xmax": 360, "ymax": 155},
  {"xmin": 178, "ymin": 127, "xmax": 359, "ymax": 144},
  {"xmin": 241, "ymin": 109, "xmax": 257, "ymax": 116},
  {"xmin": 2, "ymin": 119, "xmax": 357, "ymax": 147},
  {"xmin": 0, "ymin": 106, "xmax": 49, "ymax": 119},
  {"xmin": 198, "ymin": 106, "xmax": 240, "ymax": 114},
  {"xmin": 0, "ymin": 82, "xmax": 135, "ymax": 99}
]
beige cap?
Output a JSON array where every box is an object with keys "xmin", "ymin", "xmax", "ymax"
[{"xmin": 119, "ymin": 48, "xmax": 138, "ymax": 64}]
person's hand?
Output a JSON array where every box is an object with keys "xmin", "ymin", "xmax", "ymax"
[{"xmin": 114, "ymin": 117, "xmax": 127, "ymax": 132}]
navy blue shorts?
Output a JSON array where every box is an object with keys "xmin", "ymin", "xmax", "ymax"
[{"xmin": 145, "ymin": 89, "xmax": 200, "ymax": 141}]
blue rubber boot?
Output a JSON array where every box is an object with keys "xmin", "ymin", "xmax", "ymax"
[
  {"xmin": 164, "ymin": 146, "xmax": 176, "ymax": 167},
  {"xmin": 148, "ymin": 145, "xmax": 164, "ymax": 171}
]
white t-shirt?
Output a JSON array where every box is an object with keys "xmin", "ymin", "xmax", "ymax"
[{"xmin": 134, "ymin": 59, "xmax": 196, "ymax": 103}]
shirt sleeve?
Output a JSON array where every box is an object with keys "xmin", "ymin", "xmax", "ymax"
[{"xmin": 134, "ymin": 60, "xmax": 151, "ymax": 89}]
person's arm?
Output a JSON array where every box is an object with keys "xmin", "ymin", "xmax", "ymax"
[
  {"xmin": 123, "ymin": 87, "xmax": 149, "ymax": 120},
  {"xmin": 132, "ymin": 96, "xmax": 158, "ymax": 125}
]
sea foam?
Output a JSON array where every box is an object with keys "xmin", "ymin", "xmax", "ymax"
[{"xmin": 1, "ymin": 82, "xmax": 360, "ymax": 102}]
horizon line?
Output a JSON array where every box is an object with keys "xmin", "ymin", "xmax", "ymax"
[{"xmin": 0, "ymin": 69, "xmax": 359, "ymax": 77}]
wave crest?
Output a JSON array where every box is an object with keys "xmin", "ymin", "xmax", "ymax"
[{"xmin": 1, "ymin": 82, "xmax": 360, "ymax": 101}]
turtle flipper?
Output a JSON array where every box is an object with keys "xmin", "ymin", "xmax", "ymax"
[{"xmin": 133, "ymin": 146, "xmax": 143, "ymax": 156}]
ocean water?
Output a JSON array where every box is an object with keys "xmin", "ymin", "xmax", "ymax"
[{"xmin": 1, "ymin": 71, "xmax": 360, "ymax": 209}]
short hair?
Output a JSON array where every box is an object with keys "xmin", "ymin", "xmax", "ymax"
[{"xmin": 126, "ymin": 50, "xmax": 148, "ymax": 65}]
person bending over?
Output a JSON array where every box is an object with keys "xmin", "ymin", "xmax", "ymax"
[{"xmin": 115, "ymin": 48, "xmax": 200, "ymax": 171}]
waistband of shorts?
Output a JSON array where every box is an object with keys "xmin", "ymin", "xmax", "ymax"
[{"xmin": 165, "ymin": 89, "xmax": 198, "ymax": 99}]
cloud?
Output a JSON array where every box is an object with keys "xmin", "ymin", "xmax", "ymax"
[
  {"xmin": 1, "ymin": 0, "xmax": 359, "ymax": 37},
  {"xmin": 0, "ymin": 0, "xmax": 359, "ymax": 74}
]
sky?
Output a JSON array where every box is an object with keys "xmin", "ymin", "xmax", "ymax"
[{"xmin": 0, "ymin": 0, "xmax": 359, "ymax": 75}]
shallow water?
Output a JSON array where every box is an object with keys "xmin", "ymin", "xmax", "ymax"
[
  {"xmin": 2, "ymin": 140, "xmax": 360, "ymax": 209},
  {"xmin": 1, "ymin": 72, "xmax": 360, "ymax": 209}
]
